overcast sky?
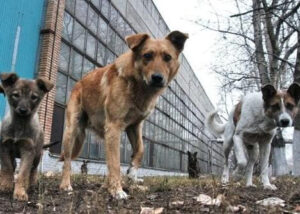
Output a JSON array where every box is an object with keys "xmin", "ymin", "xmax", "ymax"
[{"xmin": 153, "ymin": 0, "xmax": 237, "ymax": 106}]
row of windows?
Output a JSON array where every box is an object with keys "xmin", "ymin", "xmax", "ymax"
[{"xmin": 52, "ymin": 0, "xmax": 223, "ymax": 173}]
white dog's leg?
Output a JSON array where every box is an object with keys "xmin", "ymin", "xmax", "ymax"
[
  {"xmin": 221, "ymin": 137, "xmax": 233, "ymax": 184},
  {"xmin": 259, "ymin": 142, "xmax": 277, "ymax": 190},
  {"xmin": 127, "ymin": 166, "xmax": 143, "ymax": 183},
  {"xmin": 233, "ymin": 134, "xmax": 247, "ymax": 170},
  {"xmin": 245, "ymin": 144, "xmax": 259, "ymax": 187}
]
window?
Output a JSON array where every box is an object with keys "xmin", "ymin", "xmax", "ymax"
[
  {"xmin": 73, "ymin": 21, "xmax": 86, "ymax": 51},
  {"xmin": 87, "ymin": 7, "xmax": 98, "ymax": 34},
  {"xmin": 70, "ymin": 50, "xmax": 83, "ymax": 80},
  {"xmin": 101, "ymin": 0, "xmax": 110, "ymax": 19},
  {"xmin": 97, "ymin": 42, "xmax": 106, "ymax": 66},
  {"xmin": 86, "ymin": 33, "xmax": 97, "ymax": 59},
  {"xmin": 98, "ymin": 17, "xmax": 107, "ymax": 43},
  {"xmin": 55, "ymin": 72, "xmax": 67, "ymax": 104},
  {"xmin": 63, "ymin": 12, "xmax": 73, "ymax": 42},
  {"xmin": 75, "ymin": 0, "xmax": 88, "ymax": 25},
  {"xmin": 59, "ymin": 43, "xmax": 70, "ymax": 72}
]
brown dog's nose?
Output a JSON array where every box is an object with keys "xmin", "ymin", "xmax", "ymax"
[{"xmin": 151, "ymin": 73, "xmax": 164, "ymax": 87}]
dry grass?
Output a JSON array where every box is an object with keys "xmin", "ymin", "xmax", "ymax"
[{"xmin": 0, "ymin": 174, "xmax": 299, "ymax": 213}]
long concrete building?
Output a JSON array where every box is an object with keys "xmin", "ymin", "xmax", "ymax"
[{"xmin": 0, "ymin": 0, "xmax": 223, "ymax": 176}]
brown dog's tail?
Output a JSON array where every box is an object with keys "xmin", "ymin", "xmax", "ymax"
[{"xmin": 59, "ymin": 135, "xmax": 85, "ymax": 161}]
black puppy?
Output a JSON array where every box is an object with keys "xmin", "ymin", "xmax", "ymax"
[
  {"xmin": 187, "ymin": 151, "xmax": 200, "ymax": 178},
  {"xmin": 81, "ymin": 160, "xmax": 89, "ymax": 175},
  {"xmin": 0, "ymin": 72, "xmax": 54, "ymax": 201}
]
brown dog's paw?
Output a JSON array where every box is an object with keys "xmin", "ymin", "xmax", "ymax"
[
  {"xmin": 13, "ymin": 188, "xmax": 28, "ymax": 201},
  {"xmin": 59, "ymin": 182, "xmax": 73, "ymax": 191}
]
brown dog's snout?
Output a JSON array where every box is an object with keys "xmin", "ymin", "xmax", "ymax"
[{"xmin": 150, "ymin": 73, "xmax": 165, "ymax": 87}]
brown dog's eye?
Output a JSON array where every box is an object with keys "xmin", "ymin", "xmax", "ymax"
[
  {"xmin": 143, "ymin": 53, "xmax": 153, "ymax": 61},
  {"xmin": 163, "ymin": 54, "xmax": 172, "ymax": 62},
  {"xmin": 271, "ymin": 103, "xmax": 280, "ymax": 111},
  {"xmin": 286, "ymin": 103, "xmax": 295, "ymax": 110}
]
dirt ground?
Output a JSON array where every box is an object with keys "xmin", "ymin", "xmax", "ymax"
[{"xmin": 0, "ymin": 174, "xmax": 300, "ymax": 214}]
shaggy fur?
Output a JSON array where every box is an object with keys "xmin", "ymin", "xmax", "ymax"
[
  {"xmin": 59, "ymin": 31, "xmax": 188, "ymax": 199},
  {"xmin": 0, "ymin": 73, "xmax": 53, "ymax": 201}
]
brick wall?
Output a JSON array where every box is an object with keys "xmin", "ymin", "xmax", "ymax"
[{"xmin": 38, "ymin": 0, "xmax": 65, "ymax": 144}]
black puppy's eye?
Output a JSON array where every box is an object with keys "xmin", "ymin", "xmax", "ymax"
[
  {"xmin": 31, "ymin": 94, "xmax": 38, "ymax": 101},
  {"xmin": 271, "ymin": 103, "xmax": 280, "ymax": 111},
  {"xmin": 163, "ymin": 54, "xmax": 172, "ymax": 62},
  {"xmin": 11, "ymin": 93, "xmax": 19, "ymax": 99},
  {"xmin": 286, "ymin": 103, "xmax": 295, "ymax": 110},
  {"xmin": 143, "ymin": 53, "xmax": 153, "ymax": 61}
]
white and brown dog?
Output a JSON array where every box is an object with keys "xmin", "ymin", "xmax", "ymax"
[{"xmin": 206, "ymin": 83, "xmax": 300, "ymax": 190}]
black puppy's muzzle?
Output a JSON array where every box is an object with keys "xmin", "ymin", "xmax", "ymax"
[
  {"xmin": 16, "ymin": 107, "xmax": 30, "ymax": 116},
  {"xmin": 150, "ymin": 73, "xmax": 165, "ymax": 88}
]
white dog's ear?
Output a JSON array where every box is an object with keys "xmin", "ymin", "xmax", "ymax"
[
  {"xmin": 125, "ymin": 33, "xmax": 150, "ymax": 52},
  {"xmin": 288, "ymin": 82, "xmax": 300, "ymax": 104},
  {"xmin": 261, "ymin": 84, "xmax": 277, "ymax": 101}
]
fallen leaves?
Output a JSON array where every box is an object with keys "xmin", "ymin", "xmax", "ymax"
[
  {"xmin": 193, "ymin": 193, "xmax": 224, "ymax": 206},
  {"xmin": 140, "ymin": 207, "xmax": 164, "ymax": 214},
  {"xmin": 256, "ymin": 197, "xmax": 285, "ymax": 207},
  {"xmin": 226, "ymin": 205, "xmax": 247, "ymax": 213}
]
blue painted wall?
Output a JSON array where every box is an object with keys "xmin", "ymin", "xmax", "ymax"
[{"xmin": 0, "ymin": 0, "xmax": 45, "ymax": 118}]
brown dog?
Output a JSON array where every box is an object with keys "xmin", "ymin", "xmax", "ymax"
[
  {"xmin": 59, "ymin": 31, "xmax": 188, "ymax": 199},
  {"xmin": 0, "ymin": 73, "xmax": 54, "ymax": 201}
]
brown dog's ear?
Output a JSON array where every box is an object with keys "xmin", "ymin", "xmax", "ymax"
[
  {"xmin": 261, "ymin": 84, "xmax": 277, "ymax": 101},
  {"xmin": 166, "ymin": 31, "xmax": 189, "ymax": 52},
  {"xmin": 288, "ymin": 82, "xmax": 300, "ymax": 104},
  {"xmin": 125, "ymin": 33, "xmax": 150, "ymax": 52},
  {"xmin": 0, "ymin": 72, "xmax": 19, "ymax": 87},
  {"xmin": 36, "ymin": 78, "xmax": 54, "ymax": 93}
]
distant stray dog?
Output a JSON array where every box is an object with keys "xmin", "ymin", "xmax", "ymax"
[
  {"xmin": 81, "ymin": 160, "xmax": 89, "ymax": 175},
  {"xmin": 0, "ymin": 73, "xmax": 54, "ymax": 201},
  {"xmin": 206, "ymin": 83, "xmax": 300, "ymax": 190},
  {"xmin": 187, "ymin": 151, "xmax": 200, "ymax": 178},
  {"xmin": 59, "ymin": 31, "xmax": 188, "ymax": 199}
]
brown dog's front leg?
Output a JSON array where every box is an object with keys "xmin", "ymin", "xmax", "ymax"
[
  {"xmin": 126, "ymin": 122, "xmax": 144, "ymax": 183},
  {"xmin": 105, "ymin": 121, "xmax": 128, "ymax": 199}
]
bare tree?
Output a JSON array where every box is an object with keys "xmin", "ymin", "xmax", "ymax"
[{"xmin": 196, "ymin": 0, "xmax": 300, "ymax": 175}]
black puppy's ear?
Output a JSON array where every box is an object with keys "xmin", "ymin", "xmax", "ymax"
[
  {"xmin": 261, "ymin": 84, "xmax": 277, "ymax": 101},
  {"xmin": 287, "ymin": 82, "xmax": 300, "ymax": 104},
  {"xmin": 36, "ymin": 78, "xmax": 54, "ymax": 93},
  {"xmin": 193, "ymin": 152, "xmax": 198, "ymax": 157},
  {"xmin": 166, "ymin": 31, "xmax": 189, "ymax": 52},
  {"xmin": 125, "ymin": 33, "xmax": 150, "ymax": 52},
  {"xmin": 0, "ymin": 85, "xmax": 4, "ymax": 95},
  {"xmin": 187, "ymin": 151, "xmax": 191, "ymax": 157},
  {"xmin": 0, "ymin": 72, "xmax": 19, "ymax": 87}
]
